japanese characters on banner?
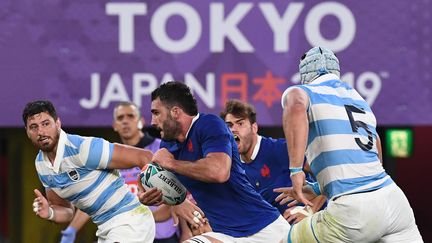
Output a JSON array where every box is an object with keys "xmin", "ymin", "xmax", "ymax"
[{"xmin": 0, "ymin": 1, "xmax": 430, "ymax": 126}]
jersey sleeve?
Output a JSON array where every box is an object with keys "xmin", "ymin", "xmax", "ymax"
[
  {"xmin": 79, "ymin": 137, "xmax": 114, "ymax": 169},
  {"xmin": 199, "ymin": 115, "xmax": 232, "ymax": 157}
]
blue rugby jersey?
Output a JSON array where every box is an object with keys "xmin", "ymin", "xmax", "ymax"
[
  {"xmin": 35, "ymin": 130, "xmax": 144, "ymax": 225},
  {"xmin": 242, "ymin": 136, "xmax": 318, "ymax": 214},
  {"xmin": 283, "ymin": 74, "xmax": 393, "ymax": 199},
  {"xmin": 161, "ymin": 113, "xmax": 280, "ymax": 237}
]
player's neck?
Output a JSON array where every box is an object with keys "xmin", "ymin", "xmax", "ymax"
[
  {"xmin": 121, "ymin": 131, "xmax": 144, "ymax": 146},
  {"xmin": 177, "ymin": 115, "xmax": 194, "ymax": 143},
  {"xmin": 46, "ymin": 149, "xmax": 57, "ymax": 165},
  {"xmin": 241, "ymin": 134, "xmax": 258, "ymax": 163}
]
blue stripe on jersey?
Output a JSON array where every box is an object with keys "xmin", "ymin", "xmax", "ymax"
[
  {"xmin": 92, "ymin": 198, "xmax": 140, "ymax": 224},
  {"xmin": 64, "ymin": 171, "xmax": 110, "ymax": 202},
  {"xmin": 310, "ymin": 150, "xmax": 379, "ymax": 175},
  {"xmin": 308, "ymin": 94, "xmax": 372, "ymax": 113},
  {"xmin": 64, "ymin": 145, "xmax": 80, "ymax": 158},
  {"xmin": 308, "ymin": 120, "xmax": 377, "ymax": 149},
  {"xmin": 85, "ymin": 138, "xmax": 104, "ymax": 169},
  {"xmin": 82, "ymin": 176, "xmax": 125, "ymax": 215},
  {"xmin": 36, "ymin": 152, "xmax": 43, "ymax": 162},
  {"xmin": 324, "ymin": 172, "xmax": 393, "ymax": 198},
  {"xmin": 67, "ymin": 134, "xmax": 84, "ymax": 148},
  {"xmin": 39, "ymin": 167, "xmax": 93, "ymax": 189},
  {"xmin": 107, "ymin": 143, "xmax": 114, "ymax": 165}
]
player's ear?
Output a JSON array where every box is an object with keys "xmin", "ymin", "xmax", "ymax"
[
  {"xmin": 252, "ymin": 122, "xmax": 258, "ymax": 134},
  {"xmin": 137, "ymin": 119, "xmax": 143, "ymax": 130},
  {"xmin": 56, "ymin": 117, "xmax": 62, "ymax": 130},
  {"xmin": 171, "ymin": 106, "xmax": 180, "ymax": 119}
]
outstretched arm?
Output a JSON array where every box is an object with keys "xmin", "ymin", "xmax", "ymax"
[
  {"xmin": 108, "ymin": 143, "xmax": 153, "ymax": 169},
  {"xmin": 282, "ymin": 87, "xmax": 312, "ymax": 206}
]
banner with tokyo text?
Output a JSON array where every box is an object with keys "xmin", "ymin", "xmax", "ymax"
[{"xmin": 0, "ymin": 0, "xmax": 430, "ymax": 126}]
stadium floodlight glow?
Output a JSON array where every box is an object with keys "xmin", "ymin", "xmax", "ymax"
[{"xmin": 386, "ymin": 128, "xmax": 413, "ymax": 158}]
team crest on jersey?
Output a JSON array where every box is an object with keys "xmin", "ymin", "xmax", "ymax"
[
  {"xmin": 260, "ymin": 164, "xmax": 270, "ymax": 177},
  {"xmin": 67, "ymin": 169, "xmax": 80, "ymax": 181},
  {"xmin": 187, "ymin": 139, "xmax": 193, "ymax": 152}
]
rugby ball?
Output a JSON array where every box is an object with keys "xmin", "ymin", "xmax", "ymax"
[{"xmin": 140, "ymin": 163, "xmax": 187, "ymax": 205}]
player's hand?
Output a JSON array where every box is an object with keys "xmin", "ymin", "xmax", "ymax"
[
  {"xmin": 189, "ymin": 218, "xmax": 212, "ymax": 236},
  {"xmin": 60, "ymin": 226, "xmax": 77, "ymax": 243},
  {"xmin": 291, "ymin": 172, "xmax": 313, "ymax": 207},
  {"xmin": 171, "ymin": 199, "xmax": 206, "ymax": 228},
  {"xmin": 274, "ymin": 187, "xmax": 296, "ymax": 206},
  {"xmin": 137, "ymin": 181, "xmax": 163, "ymax": 206},
  {"xmin": 33, "ymin": 189, "xmax": 50, "ymax": 219},
  {"xmin": 152, "ymin": 148, "xmax": 174, "ymax": 170},
  {"xmin": 283, "ymin": 206, "xmax": 312, "ymax": 224}
]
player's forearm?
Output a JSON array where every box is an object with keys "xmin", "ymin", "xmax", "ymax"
[
  {"xmin": 283, "ymin": 105, "xmax": 308, "ymax": 168},
  {"xmin": 152, "ymin": 204, "xmax": 172, "ymax": 222},
  {"xmin": 68, "ymin": 209, "xmax": 91, "ymax": 230},
  {"xmin": 168, "ymin": 156, "xmax": 230, "ymax": 183},
  {"xmin": 109, "ymin": 144, "xmax": 153, "ymax": 169},
  {"xmin": 50, "ymin": 205, "xmax": 75, "ymax": 223}
]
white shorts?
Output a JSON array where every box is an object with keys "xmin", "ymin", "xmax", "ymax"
[
  {"xmin": 96, "ymin": 205, "xmax": 155, "ymax": 243},
  {"xmin": 191, "ymin": 215, "xmax": 290, "ymax": 243},
  {"xmin": 287, "ymin": 183, "xmax": 423, "ymax": 243}
]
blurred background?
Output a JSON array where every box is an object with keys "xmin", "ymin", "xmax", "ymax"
[{"xmin": 0, "ymin": 0, "xmax": 431, "ymax": 242}]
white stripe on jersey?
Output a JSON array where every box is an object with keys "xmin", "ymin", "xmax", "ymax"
[
  {"xmin": 99, "ymin": 140, "xmax": 111, "ymax": 168},
  {"xmin": 306, "ymin": 84, "xmax": 364, "ymax": 101},
  {"xmin": 310, "ymin": 103, "xmax": 377, "ymax": 127},
  {"xmin": 307, "ymin": 134, "xmax": 378, "ymax": 164},
  {"xmin": 35, "ymin": 159, "xmax": 53, "ymax": 176},
  {"xmin": 317, "ymin": 160, "xmax": 384, "ymax": 188},
  {"xmin": 93, "ymin": 184, "xmax": 132, "ymax": 215},
  {"xmin": 74, "ymin": 173, "xmax": 124, "ymax": 208},
  {"xmin": 78, "ymin": 137, "xmax": 92, "ymax": 167}
]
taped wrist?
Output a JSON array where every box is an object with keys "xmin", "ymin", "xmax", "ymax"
[
  {"xmin": 47, "ymin": 207, "xmax": 55, "ymax": 221},
  {"xmin": 289, "ymin": 167, "xmax": 303, "ymax": 177}
]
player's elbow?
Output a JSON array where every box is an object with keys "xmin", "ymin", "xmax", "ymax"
[{"xmin": 214, "ymin": 171, "xmax": 230, "ymax": 183}]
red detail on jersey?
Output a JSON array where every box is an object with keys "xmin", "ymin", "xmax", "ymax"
[
  {"xmin": 187, "ymin": 139, "xmax": 193, "ymax": 152},
  {"xmin": 261, "ymin": 164, "xmax": 270, "ymax": 177}
]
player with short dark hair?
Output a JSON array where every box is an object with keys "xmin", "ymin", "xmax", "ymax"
[
  {"xmin": 24, "ymin": 100, "xmax": 155, "ymax": 242},
  {"xmin": 149, "ymin": 81, "xmax": 291, "ymax": 242}
]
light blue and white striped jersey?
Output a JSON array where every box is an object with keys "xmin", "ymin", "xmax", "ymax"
[
  {"xmin": 35, "ymin": 130, "xmax": 143, "ymax": 225},
  {"xmin": 282, "ymin": 74, "xmax": 393, "ymax": 199}
]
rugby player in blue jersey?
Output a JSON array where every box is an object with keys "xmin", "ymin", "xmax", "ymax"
[
  {"xmin": 220, "ymin": 99, "xmax": 326, "ymax": 224},
  {"xmin": 23, "ymin": 100, "xmax": 156, "ymax": 242},
  {"xmin": 149, "ymin": 81, "xmax": 291, "ymax": 243},
  {"xmin": 279, "ymin": 47, "xmax": 422, "ymax": 242}
]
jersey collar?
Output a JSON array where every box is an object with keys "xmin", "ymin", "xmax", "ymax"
[
  {"xmin": 185, "ymin": 113, "xmax": 200, "ymax": 139},
  {"xmin": 310, "ymin": 73, "xmax": 339, "ymax": 85},
  {"xmin": 241, "ymin": 135, "xmax": 262, "ymax": 163},
  {"xmin": 52, "ymin": 129, "xmax": 67, "ymax": 173}
]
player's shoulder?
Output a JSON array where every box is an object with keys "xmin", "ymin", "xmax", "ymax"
[
  {"xmin": 260, "ymin": 136, "xmax": 287, "ymax": 152},
  {"xmin": 261, "ymin": 136, "xmax": 286, "ymax": 145},
  {"xmin": 197, "ymin": 113, "xmax": 223, "ymax": 123},
  {"xmin": 195, "ymin": 113, "xmax": 226, "ymax": 129}
]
